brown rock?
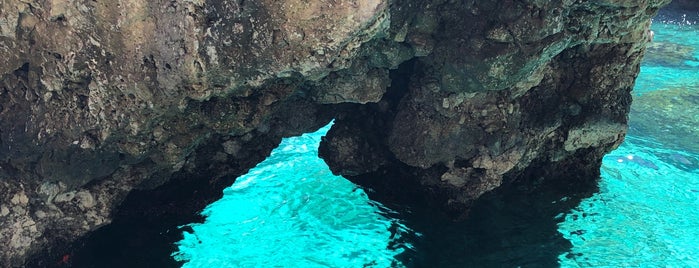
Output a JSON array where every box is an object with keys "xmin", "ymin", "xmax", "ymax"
[{"xmin": 0, "ymin": 0, "xmax": 670, "ymax": 265}]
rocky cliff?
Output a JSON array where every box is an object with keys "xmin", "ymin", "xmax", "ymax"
[{"xmin": 0, "ymin": 0, "xmax": 668, "ymax": 266}]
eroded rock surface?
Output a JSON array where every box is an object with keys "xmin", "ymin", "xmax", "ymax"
[
  {"xmin": 321, "ymin": 0, "xmax": 668, "ymax": 217},
  {"xmin": 0, "ymin": 0, "xmax": 668, "ymax": 265}
]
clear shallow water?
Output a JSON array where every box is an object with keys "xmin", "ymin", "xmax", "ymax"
[
  {"xmin": 634, "ymin": 17, "xmax": 699, "ymax": 95},
  {"xmin": 558, "ymin": 136, "xmax": 699, "ymax": 267},
  {"xmin": 172, "ymin": 123, "xmax": 413, "ymax": 267},
  {"xmin": 174, "ymin": 11, "xmax": 699, "ymax": 268},
  {"xmin": 557, "ymin": 13, "xmax": 699, "ymax": 267}
]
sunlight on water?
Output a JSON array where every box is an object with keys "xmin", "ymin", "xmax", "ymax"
[
  {"xmin": 558, "ymin": 12, "xmax": 699, "ymax": 267},
  {"xmin": 635, "ymin": 19, "xmax": 699, "ymax": 94},
  {"xmin": 172, "ymin": 123, "xmax": 412, "ymax": 268},
  {"xmin": 558, "ymin": 136, "xmax": 699, "ymax": 267}
]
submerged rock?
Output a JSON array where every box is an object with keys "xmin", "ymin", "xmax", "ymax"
[
  {"xmin": 631, "ymin": 87, "xmax": 699, "ymax": 153},
  {"xmin": 644, "ymin": 42, "xmax": 698, "ymax": 68},
  {"xmin": 0, "ymin": 0, "xmax": 669, "ymax": 265}
]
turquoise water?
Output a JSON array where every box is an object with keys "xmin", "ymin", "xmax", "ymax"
[
  {"xmin": 634, "ymin": 17, "xmax": 699, "ymax": 95},
  {"xmin": 557, "ymin": 13, "xmax": 699, "ymax": 267},
  {"xmin": 172, "ymin": 123, "xmax": 414, "ymax": 267},
  {"xmin": 174, "ymin": 11, "xmax": 699, "ymax": 268},
  {"xmin": 557, "ymin": 136, "xmax": 699, "ymax": 267}
]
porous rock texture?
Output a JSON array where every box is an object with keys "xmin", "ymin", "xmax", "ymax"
[
  {"xmin": 0, "ymin": 0, "xmax": 668, "ymax": 265},
  {"xmin": 320, "ymin": 0, "xmax": 669, "ymax": 216}
]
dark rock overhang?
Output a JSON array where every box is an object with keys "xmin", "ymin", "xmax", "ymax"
[{"xmin": 0, "ymin": 0, "xmax": 670, "ymax": 266}]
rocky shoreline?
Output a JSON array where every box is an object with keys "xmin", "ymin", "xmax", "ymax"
[{"xmin": 0, "ymin": 0, "xmax": 669, "ymax": 265}]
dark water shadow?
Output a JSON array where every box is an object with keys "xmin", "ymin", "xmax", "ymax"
[
  {"xmin": 26, "ymin": 157, "xmax": 255, "ymax": 268},
  {"xmin": 656, "ymin": 2, "xmax": 699, "ymax": 23},
  {"xmin": 26, "ymin": 179, "xmax": 207, "ymax": 268},
  {"xmin": 29, "ymin": 160, "xmax": 599, "ymax": 268},
  {"xmin": 48, "ymin": 216, "xmax": 188, "ymax": 268},
  {"xmin": 355, "ymin": 168, "xmax": 599, "ymax": 268}
]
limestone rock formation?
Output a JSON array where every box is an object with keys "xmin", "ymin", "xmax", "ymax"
[
  {"xmin": 0, "ymin": 0, "xmax": 668, "ymax": 266},
  {"xmin": 320, "ymin": 0, "xmax": 669, "ymax": 217}
]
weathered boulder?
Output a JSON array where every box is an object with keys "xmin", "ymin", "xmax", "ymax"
[{"xmin": 0, "ymin": 0, "xmax": 669, "ymax": 265}]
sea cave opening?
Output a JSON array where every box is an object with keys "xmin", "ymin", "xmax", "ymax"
[
  {"xmin": 168, "ymin": 7, "xmax": 699, "ymax": 268},
  {"xmin": 36, "ymin": 5, "xmax": 699, "ymax": 268},
  {"xmin": 170, "ymin": 122, "xmax": 413, "ymax": 267}
]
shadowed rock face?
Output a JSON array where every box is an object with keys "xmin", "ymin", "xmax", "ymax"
[
  {"xmin": 321, "ymin": 0, "xmax": 667, "ymax": 217},
  {"xmin": 0, "ymin": 0, "xmax": 668, "ymax": 266}
]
